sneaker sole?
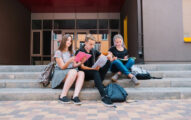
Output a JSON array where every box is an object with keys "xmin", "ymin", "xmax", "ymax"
[
  {"xmin": 58, "ymin": 100, "xmax": 71, "ymax": 104},
  {"xmin": 135, "ymin": 82, "xmax": 140, "ymax": 86},
  {"xmin": 102, "ymin": 102, "xmax": 115, "ymax": 107},
  {"xmin": 72, "ymin": 101, "xmax": 82, "ymax": 105}
]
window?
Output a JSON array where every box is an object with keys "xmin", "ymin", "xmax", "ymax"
[
  {"xmin": 54, "ymin": 20, "xmax": 75, "ymax": 29},
  {"xmin": 109, "ymin": 19, "xmax": 119, "ymax": 29},
  {"xmin": 33, "ymin": 32, "xmax": 40, "ymax": 54},
  {"xmin": 99, "ymin": 19, "xmax": 108, "ymax": 29},
  {"xmin": 43, "ymin": 20, "xmax": 52, "ymax": 29},
  {"xmin": 90, "ymin": 30, "xmax": 97, "ymax": 34},
  {"xmin": 99, "ymin": 30, "xmax": 108, "ymax": 41},
  {"xmin": 32, "ymin": 20, "xmax": 42, "ymax": 30},
  {"xmin": 43, "ymin": 31, "xmax": 51, "ymax": 55},
  {"xmin": 76, "ymin": 20, "xmax": 97, "ymax": 29}
]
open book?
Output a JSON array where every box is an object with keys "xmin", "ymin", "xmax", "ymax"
[
  {"xmin": 92, "ymin": 55, "xmax": 108, "ymax": 68},
  {"xmin": 75, "ymin": 51, "xmax": 91, "ymax": 62},
  {"xmin": 118, "ymin": 57, "xmax": 136, "ymax": 62}
]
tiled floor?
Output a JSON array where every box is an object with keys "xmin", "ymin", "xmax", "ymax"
[{"xmin": 0, "ymin": 99, "xmax": 191, "ymax": 120}]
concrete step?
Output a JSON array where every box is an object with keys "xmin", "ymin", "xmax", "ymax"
[
  {"xmin": 1, "ymin": 78, "xmax": 191, "ymax": 88},
  {"xmin": 149, "ymin": 71, "xmax": 191, "ymax": 78},
  {"xmin": 0, "ymin": 72, "xmax": 40, "ymax": 79},
  {"xmin": 0, "ymin": 87, "xmax": 190, "ymax": 101},
  {"xmin": 0, "ymin": 64, "xmax": 191, "ymax": 72},
  {"xmin": 137, "ymin": 64, "xmax": 191, "ymax": 71},
  {"xmin": 0, "ymin": 65, "xmax": 45, "ymax": 72},
  {"xmin": 1, "ymin": 71, "xmax": 191, "ymax": 79}
]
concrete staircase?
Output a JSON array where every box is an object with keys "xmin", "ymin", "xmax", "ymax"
[{"xmin": 0, "ymin": 64, "xmax": 191, "ymax": 101}]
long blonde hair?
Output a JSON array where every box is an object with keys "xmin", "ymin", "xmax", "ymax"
[
  {"xmin": 113, "ymin": 34, "xmax": 125, "ymax": 47},
  {"xmin": 58, "ymin": 34, "xmax": 73, "ymax": 55}
]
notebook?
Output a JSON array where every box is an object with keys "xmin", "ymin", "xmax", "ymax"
[
  {"xmin": 92, "ymin": 55, "xmax": 108, "ymax": 68},
  {"xmin": 118, "ymin": 57, "xmax": 136, "ymax": 62},
  {"xmin": 75, "ymin": 51, "xmax": 92, "ymax": 62}
]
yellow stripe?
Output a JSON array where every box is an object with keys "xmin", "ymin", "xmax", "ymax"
[
  {"xmin": 123, "ymin": 16, "xmax": 128, "ymax": 49},
  {"xmin": 184, "ymin": 37, "xmax": 191, "ymax": 42}
]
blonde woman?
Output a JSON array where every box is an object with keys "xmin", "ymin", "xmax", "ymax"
[{"xmin": 108, "ymin": 34, "xmax": 140, "ymax": 85}]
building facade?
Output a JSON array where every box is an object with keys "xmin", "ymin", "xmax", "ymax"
[{"xmin": 0, "ymin": 0, "xmax": 191, "ymax": 65}]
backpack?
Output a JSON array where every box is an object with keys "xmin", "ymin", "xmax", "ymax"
[
  {"xmin": 40, "ymin": 61, "xmax": 56, "ymax": 87},
  {"xmin": 105, "ymin": 83, "xmax": 128, "ymax": 102},
  {"xmin": 131, "ymin": 66, "xmax": 162, "ymax": 80}
]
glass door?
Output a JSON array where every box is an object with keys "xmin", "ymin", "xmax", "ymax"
[
  {"xmin": 31, "ymin": 30, "xmax": 42, "ymax": 65},
  {"xmin": 31, "ymin": 30, "xmax": 52, "ymax": 65},
  {"xmin": 76, "ymin": 30, "xmax": 89, "ymax": 50}
]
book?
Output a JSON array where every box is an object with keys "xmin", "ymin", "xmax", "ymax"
[
  {"xmin": 118, "ymin": 57, "xmax": 136, "ymax": 62},
  {"xmin": 118, "ymin": 58, "xmax": 129, "ymax": 61},
  {"xmin": 75, "ymin": 51, "xmax": 92, "ymax": 62},
  {"xmin": 92, "ymin": 55, "xmax": 108, "ymax": 68}
]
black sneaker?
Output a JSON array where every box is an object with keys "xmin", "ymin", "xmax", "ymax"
[
  {"xmin": 71, "ymin": 97, "xmax": 82, "ymax": 105},
  {"xmin": 101, "ymin": 95, "xmax": 114, "ymax": 107},
  {"xmin": 58, "ymin": 96, "xmax": 71, "ymax": 104}
]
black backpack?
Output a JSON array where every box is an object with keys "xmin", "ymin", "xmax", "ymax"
[
  {"xmin": 105, "ymin": 83, "xmax": 128, "ymax": 102},
  {"xmin": 40, "ymin": 61, "xmax": 55, "ymax": 87},
  {"xmin": 131, "ymin": 66, "xmax": 162, "ymax": 80}
]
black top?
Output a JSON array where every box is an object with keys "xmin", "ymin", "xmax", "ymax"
[
  {"xmin": 75, "ymin": 45, "xmax": 101, "ymax": 70},
  {"xmin": 109, "ymin": 46, "xmax": 128, "ymax": 59}
]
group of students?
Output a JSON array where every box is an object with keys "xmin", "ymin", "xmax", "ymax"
[{"xmin": 51, "ymin": 34, "xmax": 140, "ymax": 106}]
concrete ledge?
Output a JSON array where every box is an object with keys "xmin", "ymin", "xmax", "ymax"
[
  {"xmin": 1, "ymin": 71, "xmax": 191, "ymax": 79},
  {"xmin": 1, "ymin": 78, "xmax": 191, "ymax": 88},
  {"xmin": 0, "ymin": 87, "xmax": 191, "ymax": 101},
  {"xmin": 0, "ymin": 64, "xmax": 191, "ymax": 72}
]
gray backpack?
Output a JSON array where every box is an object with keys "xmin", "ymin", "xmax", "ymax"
[{"xmin": 40, "ymin": 61, "xmax": 55, "ymax": 87}]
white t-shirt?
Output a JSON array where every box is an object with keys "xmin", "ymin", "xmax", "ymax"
[{"xmin": 54, "ymin": 50, "xmax": 75, "ymax": 69}]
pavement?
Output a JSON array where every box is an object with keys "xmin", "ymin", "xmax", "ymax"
[{"xmin": 0, "ymin": 99, "xmax": 191, "ymax": 120}]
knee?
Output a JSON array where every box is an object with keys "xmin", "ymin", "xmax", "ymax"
[
  {"xmin": 68, "ymin": 69, "xmax": 77, "ymax": 76},
  {"xmin": 128, "ymin": 58, "xmax": 135, "ymax": 64},
  {"xmin": 112, "ymin": 59, "xmax": 121, "ymax": 64},
  {"xmin": 78, "ymin": 71, "xmax": 85, "ymax": 77}
]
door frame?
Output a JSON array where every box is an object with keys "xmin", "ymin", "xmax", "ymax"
[
  {"xmin": 75, "ymin": 30, "xmax": 89, "ymax": 50},
  {"xmin": 30, "ymin": 30, "xmax": 42, "ymax": 64}
]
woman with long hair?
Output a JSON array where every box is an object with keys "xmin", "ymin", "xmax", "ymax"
[
  {"xmin": 52, "ymin": 34, "xmax": 85, "ymax": 105},
  {"xmin": 108, "ymin": 34, "xmax": 140, "ymax": 86}
]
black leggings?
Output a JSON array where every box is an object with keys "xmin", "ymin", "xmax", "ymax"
[{"xmin": 83, "ymin": 60, "xmax": 111, "ymax": 97}]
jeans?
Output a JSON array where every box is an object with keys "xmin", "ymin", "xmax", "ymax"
[
  {"xmin": 110, "ymin": 58, "xmax": 135, "ymax": 76},
  {"xmin": 83, "ymin": 60, "xmax": 111, "ymax": 97}
]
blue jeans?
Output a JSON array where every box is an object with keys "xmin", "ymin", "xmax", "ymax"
[{"xmin": 110, "ymin": 58, "xmax": 135, "ymax": 76}]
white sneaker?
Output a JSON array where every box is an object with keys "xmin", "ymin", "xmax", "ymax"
[
  {"xmin": 111, "ymin": 73, "xmax": 118, "ymax": 82},
  {"xmin": 131, "ymin": 76, "xmax": 140, "ymax": 86}
]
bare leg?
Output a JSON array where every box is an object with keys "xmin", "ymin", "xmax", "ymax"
[
  {"xmin": 128, "ymin": 73, "xmax": 134, "ymax": 79},
  {"xmin": 60, "ymin": 69, "xmax": 77, "ymax": 98},
  {"xmin": 117, "ymin": 72, "xmax": 122, "ymax": 75},
  {"xmin": 128, "ymin": 73, "xmax": 140, "ymax": 85},
  {"xmin": 73, "ymin": 71, "xmax": 85, "ymax": 98}
]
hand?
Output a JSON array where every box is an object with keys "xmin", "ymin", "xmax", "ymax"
[
  {"xmin": 69, "ymin": 56, "xmax": 75, "ymax": 63},
  {"xmin": 107, "ymin": 53, "xmax": 113, "ymax": 61},
  {"xmin": 124, "ymin": 56, "xmax": 128, "ymax": 59},
  {"xmin": 113, "ymin": 57, "xmax": 118, "ymax": 60},
  {"xmin": 80, "ymin": 56, "xmax": 87, "ymax": 64},
  {"xmin": 94, "ymin": 66, "xmax": 100, "ymax": 71}
]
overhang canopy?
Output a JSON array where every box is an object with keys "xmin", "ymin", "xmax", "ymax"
[{"xmin": 18, "ymin": 0, "xmax": 125, "ymax": 13}]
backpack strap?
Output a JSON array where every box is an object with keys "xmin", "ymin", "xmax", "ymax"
[{"xmin": 150, "ymin": 76, "xmax": 162, "ymax": 79}]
